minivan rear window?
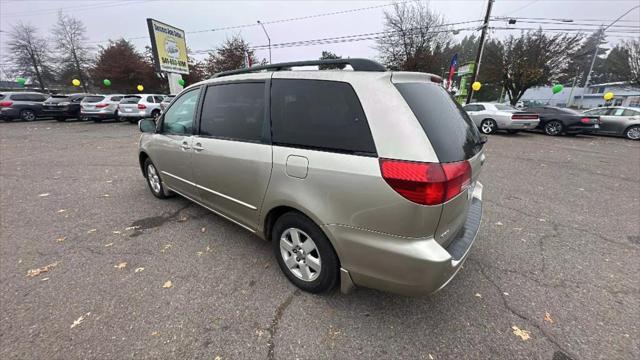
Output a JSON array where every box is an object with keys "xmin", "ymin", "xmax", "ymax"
[
  {"xmin": 83, "ymin": 96, "xmax": 105, "ymax": 103},
  {"xmin": 121, "ymin": 96, "xmax": 141, "ymax": 104},
  {"xmin": 271, "ymin": 79, "xmax": 376, "ymax": 155},
  {"xmin": 394, "ymin": 82, "xmax": 482, "ymax": 162}
]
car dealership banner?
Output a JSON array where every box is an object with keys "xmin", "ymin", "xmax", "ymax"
[{"xmin": 146, "ymin": 18, "xmax": 189, "ymax": 75}]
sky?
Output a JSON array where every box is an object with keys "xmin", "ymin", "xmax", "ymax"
[{"xmin": 0, "ymin": 0, "xmax": 638, "ymax": 76}]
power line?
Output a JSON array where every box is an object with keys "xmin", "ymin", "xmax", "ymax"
[
  {"xmin": 0, "ymin": 0, "xmax": 152, "ymax": 18},
  {"xmin": 489, "ymin": 26, "xmax": 639, "ymax": 34},
  {"xmin": 86, "ymin": 1, "xmax": 410, "ymax": 45},
  {"xmin": 492, "ymin": 19, "xmax": 640, "ymax": 29},
  {"xmin": 494, "ymin": 16, "xmax": 640, "ymax": 24}
]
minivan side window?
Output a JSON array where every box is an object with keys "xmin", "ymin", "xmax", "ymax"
[
  {"xmin": 199, "ymin": 82, "xmax": 265, "ymax": 142},
  {"xmin": 161, "ymin": 88, "xmax": 201, "ymax": 135},
  {"xmin": 271, "ymin": 79, "xmax": 376, "ymax": 155}
]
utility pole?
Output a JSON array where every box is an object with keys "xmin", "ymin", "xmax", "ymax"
[
  {"xmin": 257, "ymin": 20, "xmax": 272, "ymax": 64},
  {"xmin": 578, "ymin": 5, "xmax": 640, "ymax": 108},
  {"xmin": 466, "ymin": 0, "xmax": 494, "ymax": 104}
]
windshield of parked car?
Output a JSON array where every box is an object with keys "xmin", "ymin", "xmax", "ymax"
[
  {"xmin": 83, "ymin": 96, "xmax": 105, "ymax": 103},
  {"xmin": 120, "ymin": 96, "xmax": 141, "ymax": 104},
  {"xmin": 495, "ymin": 104, "xmax": 517, "ymax": 111}
]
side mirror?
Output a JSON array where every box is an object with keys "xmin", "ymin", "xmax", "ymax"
[{"xmin": 139, "ymin": 118, "xmax": 156, "ymax": 133}]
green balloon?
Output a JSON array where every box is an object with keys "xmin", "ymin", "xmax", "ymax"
[
  {"xmin": 103, "ymin": 79, "xmax": 111, "ymax": 86},
  {"xmin": 552, "ymin": 84, "xmax": 564, "ymax": 94},
  {"xmin": 16, "ymin": 77, "xmax": 26, "ymax": 86},
  {"xmin": 178, "ymin": 79, "xmax": 185, "ymax": 86}
]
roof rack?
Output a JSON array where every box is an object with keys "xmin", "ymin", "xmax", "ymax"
[{"xmin": 212, "ymin": 58, "xmax": 386, "ymax": 78}]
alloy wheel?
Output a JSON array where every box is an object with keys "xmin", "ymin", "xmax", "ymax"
[
  {"xmin": 147, "ymin": 164, "xmax": 161, "ymax": 194},
  {"xmin": 279, "ymin": 228, "xmax": 321, "ymax": 282},
  {"xmin": 626, "ymin": 126, "xmax": 640, "ymax": 140},
  {"xmin": 481, "ymin": 120, "xmax": 496, "ymax": 134},
  {"xmin": 22, "ymin": 111, "xmax": 36, "ymax": 121},
  {"xmin": 545, "ymin": 121, "xmax": 562, "ymax": 136}
]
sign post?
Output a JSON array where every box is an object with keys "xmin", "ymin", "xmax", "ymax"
[{"xmin": 146, "ymin": 18, "xmax": 189, "ymax": 94}]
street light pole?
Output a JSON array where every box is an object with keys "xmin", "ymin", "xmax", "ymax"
[
  {"xmin": 466, "ymin": 0, "xmax": 494, "ymax": 104},
  {"xmin": 257, "ymin": 20, "xmax": 271, "ymax": 64},
  {"xmin": 578, "ymin": 5, "xmax": 640, "ymax": 108}
]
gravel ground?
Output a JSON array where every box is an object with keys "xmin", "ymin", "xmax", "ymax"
[{"xmin": 1, "ymin": 119, "xmax": 638, "ymax": 360}]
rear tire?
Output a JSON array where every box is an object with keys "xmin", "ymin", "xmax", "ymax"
[
  {"xmin": 544, "ymin": 120, "xmax": 563, "ymax": 136},
  {"xmin": 624, "ymin": 125, "xmax": 640, "ymax": 140},
  {"xmin": 20, "ymin": 110, "xmax": 36, "ymax": 122},
  {"xmin": 144, "ymin": 158, "xmax": 168, "ymax": 199},
  {"xmin": 272, "ymin": 212, "xmax": 339, "ymax": 293},
  {"xmin": 480, "ymin": 119, "xmax": 497, "ymax": 134}
]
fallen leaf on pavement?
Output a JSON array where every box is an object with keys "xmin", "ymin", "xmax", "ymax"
[
  {"xmin": 114, "ymin": 262, "xmax": 127, "ymax": 269},
  {"xmin": 57, "ymin": 209, "xmax": 67, "ymax": 213},
  {"xmin": 495, "ymin": 221, "xmax": 503, "ymax": 226},
  {"xmin": 87, "ymin": 229, "xmax": 97, "ymax": 234},
  {"xmin": 56, "ymin": 237, "xmax": 66, "ymax": 243},
  {"xmin": 106, "ymin": 180, "xmax": 113, "ymax": 183},
  {"xmin": 538, "ymin": 218, "xmax": 547, "ymax": 222},
  {"xmin": 124, "ymin": 226, "xmax": 140, "ymax": 231},
  {"xmin": 104, "ymin": 242, "xmax": 114, "ymax": 247},
  {"xmin": 41, "ymin": 277, "xmax": 49, "ymax": 281},
  {"xmin": 134, "ymin": 267, "xmax": 144, "ymax": 273},
  {"xmin": 161, "ymin": 244, "xmax": 172, "ymax": 253},
  {"xmin": 201, "ymin": 227, "xmax": 206, "ymax": 233},
  {"xmin": 428, "ymin": 354, "xmax": 434, "ymax": 360},
  {"xmin": 151, "ymin": 331, "xmax": 159, "ymax": 336},
  {"xmin": 163, "ymin": 280, "xmax": 173, "ymax": 289},
  {"xmin": 100, "ymin": 194, "xmax": 110, "ymax": 198},
  {"xmin": 27, "ymin": 263, "xmax": 57, "ymax": 277},
  {"xmin": 474, "ymin": 293, "xmax": 482, "ymax": 298},
  {"xmin": 206, "ymin": 246, "xmax": 211, "ymax": 252},
  {"xmin": 544, "ymin": 312, "xmax": 554, "ymax": 323},
  {"xmin": 38, "ymin": 193, "xmax": 50, "ymax": 197},
  {"xmin": 512, "ymin": 326, "xmax": 531, "ymax": 341},
  {"xmin": 70, "ymin": 312, "xmax": 90, "ymax": 329},
  {"xmin": 112, "ymin": 230, "xmax": 122, "ymax": 234},
  {"xmin": 196, "ymin": 251, "xmax": 203, "ymax": 256},
  {"xmin": 177, "ymin": 216, "xmax": 188, "ymax": 222}
]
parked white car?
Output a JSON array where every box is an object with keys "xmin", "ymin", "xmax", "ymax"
[
  {"xmin": 463, "ymin": 102, "xmax": 539, "ymax": 134},
  {"xmin": 117, "ymin": 94, "xmax": 165, "ymax": 123},
  {"xmin": 81, "ymin": 94, "xmax": 125, "ymax": 122}
]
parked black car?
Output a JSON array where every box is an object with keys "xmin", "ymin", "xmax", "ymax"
[
  {"xmin": 42, "ymin": 93, "xmax": 89, "ymax": 121},
  {"xmin": 526, "ymin": 106, "xmax": 600, "ymax": 136},
  {"xmin": 0, "ymin": 92, "xmax": 48, "ymax": 121}
]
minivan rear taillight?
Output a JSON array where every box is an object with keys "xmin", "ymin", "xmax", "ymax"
[
  {"xmin": 137, "ymin": 104, "xmax": 147, "ymax": 110},
  {"xmin": 380, "ymin": 159, "xmax": 471, "ymax": 205},
  {"xmin": 0, "ymin": 101, "xmax": 13, "ymax": 107}
]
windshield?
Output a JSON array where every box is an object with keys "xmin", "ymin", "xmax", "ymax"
[
  {"xmin": 83, "ymin": 96, "xmax": 105, "ymax": 103},
  {"xmin": 495, "ymin": 104, "xmax": 517, "ymax": 111},
  {"xmin": 120, "ymin": 96, "xmax": 141, "ymax": 104},
  {"xmin": 395, "ymin": 82, "xmax": 483, "ymax": 162}
]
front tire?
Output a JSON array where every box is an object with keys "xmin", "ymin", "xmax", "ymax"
[
  {"xmin": 624, "ymin": 125, "xmax": 640, "ymax": 140},
  {"xmin": 480, "ymin": 119, "xmax": 497, "ymax": 134},
  {"xmin": 544, "ymin": 120, "xmax": 563, "ymax": 136},
  {"xmin": 144, "ymin": 158, "xmax": 168, "ymax": 199},
  {"xmin": 20, "ymin": 110, "xmax": 36, "ymax": 122},
  {"xmin": 272, "ymin": 212, "xmax": 339, "ymax": 293}
]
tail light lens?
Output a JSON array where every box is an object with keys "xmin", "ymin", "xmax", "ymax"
[
  {"xmin": 512, "ymin": 114, "xmax": 538, "ymax": 120},
  {"xmin": 0, "ymin": 101, "xmax": 13, "ymax": 107},
  {"xmin": 581, "ymin": 117, "xmax": 593, "ymax": 124},
  {"xmin": 380, "ymin": 159, "xmax": 471, "ymax": 205},
  {"xmin": 95, "ymin": 103, "xmax": 108, "ymax": 108},
  {"xmin": 137, "ymin": 104, "xmax": 147, "ymax": 110}
]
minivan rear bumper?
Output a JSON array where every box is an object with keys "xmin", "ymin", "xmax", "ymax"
[{"xmin": 326, "ymin": 182, "xmax": 483, "ymax": 296}]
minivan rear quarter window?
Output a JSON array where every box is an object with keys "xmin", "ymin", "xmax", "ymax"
[
  {"xmin": 394, "ymin": 82, "xmax": 482, "ymax": 162},
  {"xmin": 271, "ymin": 79, "xmax": 376, "ymax": 155}
]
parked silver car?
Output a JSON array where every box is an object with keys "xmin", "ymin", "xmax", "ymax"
[
  {"xmin": 583, "ymin": 106, "xmax": 640, "ymax": 140},
  {"xmin": 159, "ymin": 94, "xmax": 175, "ymax": 112},
  {"xmin": 81, "ymin": 94, "xmax": 125, "ymax": 122},
  {"xmin": 118, "ymin": 94, "xmax": 165, "ymax": 123},
  {"xmin": 137, "ymin": 59, "xmax": 485, "ymax": 296},
  {"xmin": 464, "ymin": 102, "xmax": 540, "ymax": 134}
]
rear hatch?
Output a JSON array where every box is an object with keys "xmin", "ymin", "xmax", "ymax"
[
  {"xmin": 392, "ymin": 80, "xmax": 485, "ymax": 247},
  {"xmin": 118, "ymin": 96, "xmax": 141, "ymax": 114},
  {"xmin": 81, "ymin": 96, "xmax": 106, "ymax": 112},
  {"xmin": 43, "ymin": 95, "xmax": 69, "ymax": 111}
]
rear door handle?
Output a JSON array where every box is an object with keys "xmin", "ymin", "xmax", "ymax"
[
  {"xmin": 180, "ymin": 141, "xmax": 191, "ymax": 151},
  {"xmin": 193, "ymin": 143, "xmax": 204, "ymax": 152}
]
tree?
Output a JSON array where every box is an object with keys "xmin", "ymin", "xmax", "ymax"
[
  {"xmin": 6, "ymin": 22, "xmax": 55, "ymax": 91},
  {"xmin": 52, "ymin": 12, "xmax": 93, "ymax": 92},
  {"xmin": 600, "ymin": 44, "xmax": 631, "ymax": 83},
  {"xmin": 318, "ymin": 51, "xmax": 345, "ymax": 70},
  {"xmin": 204, "ymin": 35, "xmax": 257, "ymax": 76},
  {"xmin": 182, "ymin": 48, "xmax": 207, "ymax": 85},
  {"xmin": 90, "ymin": 39, "xmax": 157, "ymax": 93},
  {"xmin": 496, "ymin": 30, "xmax": 582, "ymax": 105},
  {"xmin": 376, "ymin": 1, "xmax": 452, "ymax": 72},
  {"xmin": 568, "ymin": 28, "xmax": 608, "ymax": 87},
  {"xmin": 626, "ymin": 39, "xmax": 640, "ymax": 86}
]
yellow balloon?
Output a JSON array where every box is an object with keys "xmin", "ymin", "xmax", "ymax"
[
  {"xmin": 72, "ymin": 79, "xmax": 80, "ymax": 86},
  {"xmin": 137, "ymin": 85, "xmax": 144, "ymax": 92},
  {"xmin": 472, "ymin": 81, "xmax": 482, "ymax": 91},
  {"xmin": 603, "ymin": 92, "xmax": 614, "ymax": 101}
]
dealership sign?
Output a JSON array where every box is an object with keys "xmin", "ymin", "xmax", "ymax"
[{"xmin": 146, "ymin": 19, "xmax": 189, "ymax": 74}]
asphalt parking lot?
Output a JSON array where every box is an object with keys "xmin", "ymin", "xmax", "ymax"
[{"xmin": 1, "ymin": 119, "xmax": 638, "ymax": 360}]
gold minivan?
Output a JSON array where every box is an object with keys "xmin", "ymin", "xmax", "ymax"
[{"xmin": 138, "ymin": 59, "xmax": 485, "ymax": 296}]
